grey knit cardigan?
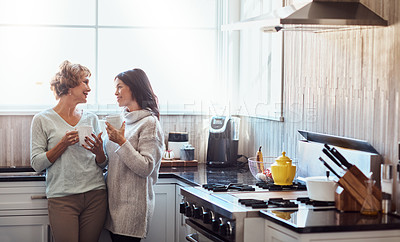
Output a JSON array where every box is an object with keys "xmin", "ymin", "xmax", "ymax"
[{"xmin": 104, "ymin": 109, "xmax": 164, "ymax": 238}]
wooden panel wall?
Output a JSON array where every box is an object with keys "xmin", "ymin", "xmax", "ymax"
[
  {"xmin": 159, "ymin": 115, "xmax": 210, "ymax": 162},
  {"xmin": 0, "ymin": 116, "xmax": 33, "ymax": 167},
  {"xmin": 281, "ymin": 0, "xmax": 400, "ymax": 165},
  {"xmin": 240, "ymin": 0, "xmax": 400, "ymax": 168},
  {"xmin": 238, "ymin": 116, "xmax": 284, "ymax": 158},
  {"xmin": 0, "ymin": 114, "xmax": 209, "ymax": 167}
]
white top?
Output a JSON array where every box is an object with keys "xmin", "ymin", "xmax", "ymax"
[{"xmin": 30, "ymin": 109, "xmax": 106, "ymax": 198}]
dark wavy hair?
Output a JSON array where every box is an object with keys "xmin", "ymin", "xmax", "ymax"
[
  {"xmin": 50, "ymin": 60, "xmax": 91, "ymax": 99},
  {"xmin": 115, "ymin": 69, "xmax": 160, "ymax": 119}
]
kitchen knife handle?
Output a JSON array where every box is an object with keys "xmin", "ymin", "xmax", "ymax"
[
  {"xmin": 319, "ymin": 157, "xmax": 341, "ymax": 178},
  {"xmin": 331, "ymin": 147, "xmax": 353, "ymax": 169},
  {"xmin": 324, "ymin": 143, "xmax": 332, "ymax": 151},
  {"xmin": 322, "ymin": 148, "xmax": 345, "ymax": 170}
]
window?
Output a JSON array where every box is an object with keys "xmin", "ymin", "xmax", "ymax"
[
  {"xmin": 0, "ymin": 0, "xmax": 222, "ymax": 114},
  {"xmin": 0, "ymin": 0, "xmax": 96, "ymax": 111},
  {"xmin": 223, "ymin": 0, "xmax": 283, "ymax": 120}
]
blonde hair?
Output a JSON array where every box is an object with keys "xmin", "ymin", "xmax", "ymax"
[{"xmin": 50, "ymin": 60, "xmax": 91, "ymax": 99}]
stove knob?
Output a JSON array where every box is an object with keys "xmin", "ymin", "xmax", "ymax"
[
  {"xmin": 226, "ymin": 221, "xmax": 233, "ymax": 236},
  {"xmin": 179, "ymin": 201, "xmax": 187, "ymax": 214},
  {"xmin": 212, "ymin": 217, "xmax": 223, "ymax": 232},
  {"xmin": 203, "ymin": 210, "xmax": 214, "ymax": 224},
  {"xmin": 185, "ymin": 203, "xmax": 194, "ymax": 217},
  {"xmin": 220, "ymin": 220, "xmax": 233, "ymax": 236},
  {"xmin": 193, "ymin": 206, "xmax": 203, "ymax": 219}
]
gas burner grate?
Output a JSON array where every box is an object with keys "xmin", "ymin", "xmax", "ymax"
[
  {"xmin": 238, "ymin": 198, "xmax": 298, "ymax": 209},
  {"xmin": 268, "ymin": 198, "xmax": 298, "ymax": 208},
  {"xmin": 238, "ymin": 199, "xmax": 269, "ymax": 208},
  {"xmin": 202, "ymin": 183, "xmax": 255, "ymax": 192},
  {"xmin": 296, "ymin": 197, "xmax": 335, "ymax": 207},
  {"xmin": 255, "ymin": 181, "xmax": 307, "ymax": 191}
]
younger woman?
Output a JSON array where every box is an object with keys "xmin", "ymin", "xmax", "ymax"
[{"xmin": 104, "ymin": 69, "xmax": 164, "ymax": 242}]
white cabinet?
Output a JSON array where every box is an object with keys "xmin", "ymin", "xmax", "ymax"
[
  {"xmin": 264, "ymin": 219, "xmax": 400, "ymax": 242},
  {"xmin": 143, "ymin": 181, "xmax": 190, "ymax": 242},
  {"xmin": 0, "ymin": 178, "xmax": 189, "ymax": 242},
  {"xmin": 175, "ymin": 184, "xmax": 189, "ymax": 242},
  {"xmin": 0, "ymin": 215, "xmax": 50, "ymax": 242},
  {"xmin": 265, "ymin": 224, "xmax": 297, "ymax": 242},
  {"xmin": 143, "ymin": 183, "xmax": 176, "ymax": 242},
  {"xmin": 0, "ymin": 181, "xmax": 51, "ymax": 242},
  {"xmin": 101, "ymin": 182, "xmax": 180, "ymax": 242}
]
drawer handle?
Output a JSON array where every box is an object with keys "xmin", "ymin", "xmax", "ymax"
[{"xmin": 31, "ymin": 195, "xmax": 47, "ymax": 200}]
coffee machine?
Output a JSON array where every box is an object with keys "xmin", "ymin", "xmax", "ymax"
[{"xmin": 206, "ymin": 116, "xmax": 240, "ymax": 167}]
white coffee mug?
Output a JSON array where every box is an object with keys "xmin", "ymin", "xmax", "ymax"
[
  {"xmin": 106, "ymin": 115, "xmax": 123, "ymax": 129},
  {"xmin": 77, "ymin": 125, "xmax": 93, "ymax": 146}
]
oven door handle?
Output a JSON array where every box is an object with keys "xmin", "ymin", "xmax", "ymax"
[
  {"xmin": 185, "ymin": 219, "xmax": 226, "ymax": 242},
  {"xmin": 186, "ymin": 233, "xmax": 199, "ymax": 242}
]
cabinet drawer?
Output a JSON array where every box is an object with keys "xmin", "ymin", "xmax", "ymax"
[
  {"xmin": 0, "ymin": 183, "xmax": 47, "ymax": 210},
  {"xmin": 0, "ymin": 215, "xmax": 50, "ymax": 242}
]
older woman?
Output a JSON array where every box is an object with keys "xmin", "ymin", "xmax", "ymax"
[
  {"xmin": 30, "ymin": 60, "xmax": 107, "ymax": 242},
  {"xmin": 104, "ymin": 68, "xmax": 164, "ymax": 242}
]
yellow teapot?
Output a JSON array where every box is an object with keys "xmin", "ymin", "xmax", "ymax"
[{"xmin": 271, "ymin": 151, "xmax": 296, "ymax": 185}]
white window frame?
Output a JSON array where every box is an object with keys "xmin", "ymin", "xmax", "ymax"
[
  {"xmin": 221, "ymin": 0, "xmax": 284, "ymax": 121},
  {"xmin": 0, "ymin": 0, "xmax": 224, "ymax": 116}
]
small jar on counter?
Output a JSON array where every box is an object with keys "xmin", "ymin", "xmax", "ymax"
[
  {"xmin": 180, "ymin": 144, "xmax": 195, "ymax": 161},
  {"xmin": 382, "ymin": 192, "xmax": 392, "ymax": 214}
]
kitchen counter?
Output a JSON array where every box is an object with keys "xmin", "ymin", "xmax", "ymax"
[
  {"xmin": 260, "ymin": 207, "xmax": 400, "ymax": 234},
  {"xmin": 0, "ymin": 162, "xmax": 258, "ymax": 185},
  {"xmin": 159, "ymin": 162, "xmax": 257, "ymax": 185},
  {"xmin": 0, "ymin": 166, "xmax": 46, "ymax": 181}
]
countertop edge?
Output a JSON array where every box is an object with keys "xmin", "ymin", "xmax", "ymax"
[
  {"xmin": 0, "ymin": 169, "xmax": 200, "ymax": 185},
  {"xmin": 158, "ymin": 173, "xmax": 199, "ymax": 186},
  {"xmin": 260, "ymin": 210, "xmax": 400, "ymax": 233},
  {"xmin": 0, "ymin": 176, "xmax": 46, "ymax": 182}
]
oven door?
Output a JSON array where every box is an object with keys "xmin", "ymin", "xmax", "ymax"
[
  {"xmin": 186, "ymin": 233, "xmax": 213, "ymax": 242},
  {"xmin": 185, "ymin": 219, "xmax": 227, "ymax": 242}
]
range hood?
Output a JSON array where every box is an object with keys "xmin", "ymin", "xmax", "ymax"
[
  {"xmin": 278, "ymin": 0, "xmax": 388, "ymax": 32},
  {"xmin": 222, "ymin": 0, "xmax": 388, "ymax": 33}
]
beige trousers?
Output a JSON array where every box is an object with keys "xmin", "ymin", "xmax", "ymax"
[{"xmin": 48, "ymin": 189, "xmax": 107, "ymax": 242}]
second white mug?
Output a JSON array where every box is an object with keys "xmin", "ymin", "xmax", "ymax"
[{"xmin": 106, "ymin": 115, "xmax": 123, "ymax": 129}]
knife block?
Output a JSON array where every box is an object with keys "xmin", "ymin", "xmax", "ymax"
[
  {"xmin": 335, "ymin": 187, "xmax": 361, "ymax": 212},
  {"xmin": 335, "ymin": 166, "xmax": 381, "ymax": 212}
]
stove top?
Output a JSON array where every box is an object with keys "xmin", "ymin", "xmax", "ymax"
[
  {"xmin": 182, "ymin": 184, "xmax": 335, "ymax": 213},
  {"xmin": 202, "ymin": 181, "xmax": 307, "ymax": 193},
  {"xmin": 238, "ymin": 197, "xmax": 335, "ymax": 209},
  {"xmin": 255, "ymin": 181, "xmax": 307, "ymax": 191},
  {"xmin": 239, "ymin": 198, "xmax": 297, "ymax": 209}
]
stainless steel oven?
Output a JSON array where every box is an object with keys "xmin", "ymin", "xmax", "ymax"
[
  {"xmin": 180, "ymin": 182, "xmax": 334, "ymax": 242},
  {"xmin": 185, "ymin": 224, "xmax": 225, "ymax": 242},
  {"xmin": 180, "ymin": 186, "xmax": 253, "ymax": 242}
]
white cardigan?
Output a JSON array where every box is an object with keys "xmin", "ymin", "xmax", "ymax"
[{"xmin": 104, "ymin": 109, "xmax": 164, "ymax": 238}]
